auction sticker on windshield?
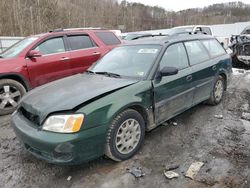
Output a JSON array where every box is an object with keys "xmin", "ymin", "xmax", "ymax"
[{"xmin": 138, "ymin": 49, "xmax": 158, "ymax": 54}]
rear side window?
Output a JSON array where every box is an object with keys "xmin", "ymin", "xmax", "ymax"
[
  {"xmin": 68, "ymin": 35, "xmax": 96, "ymax": 50},
  {"xmin": 201, "ymin": 39, "xmax": 226, "ymax": 58},
  {"xmin": 160, "ymin": 43, "xmax": 189, "ymax": 70},
  {"xmin": 35, "ymin": 37, "xmax": 65, "ymax": 55},
  {"xmin": 184, "ymin": 40, "xmax": 210, "ymax": 65},
  {"xmin": 95, "ymin": 32, "xmax": 121, "ymax": 45}
]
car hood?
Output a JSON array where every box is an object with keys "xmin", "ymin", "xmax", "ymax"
[{"xmin": 20, "ymin": 73, "xmax": 138, "ymax": 123}]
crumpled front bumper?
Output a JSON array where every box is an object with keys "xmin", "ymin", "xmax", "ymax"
[{"xmin": 11, "ymin": 111, "xmax": 107, "ymax": 165}]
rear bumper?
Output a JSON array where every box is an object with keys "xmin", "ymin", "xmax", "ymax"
[{"xmin": 11, "ymin": 111, "xmax": 107, "ymax": 165}]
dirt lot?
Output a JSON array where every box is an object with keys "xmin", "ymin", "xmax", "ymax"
[{"xmin": 0, "ymin": 69, "xmax": 250, "ymax": 188}]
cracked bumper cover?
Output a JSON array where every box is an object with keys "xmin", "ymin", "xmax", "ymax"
[{"xmin": 11, "ymin": 111, "xmax": 107, "ymax": 165}]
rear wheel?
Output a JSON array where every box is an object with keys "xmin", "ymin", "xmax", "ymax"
[
  {"xmin": 0, "ymin": 79, "xmax": 26, "ymax": 115},
  {"xmin": 207, "ymin": 75, "xmax": 225, "ymax": 105},
  {"xmin": 105, "ymin": 109, "xmax": 145, "ymax": 161}
]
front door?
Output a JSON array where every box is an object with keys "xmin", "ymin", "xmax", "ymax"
[
  {"xmin": 153, "ymin": 43, "xmax": 194, "ymax": 124},
  {"xmin": 26, "ymin": 36, "xmax": 71, "ymax": 87}
]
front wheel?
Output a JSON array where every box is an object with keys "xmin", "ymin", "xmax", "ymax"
[
  {"xmin": 207, "ymin": 75, "xmax": 225, "ymax": 105},
  {"xmin": 105, "ymin": 109, "xmax": 145, "ymax": 161},
  {"xmin": 0, "ymin": 79, "xmax": 26, "ymax": 115}
]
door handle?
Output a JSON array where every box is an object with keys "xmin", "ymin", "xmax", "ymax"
[
  {"xmin": 186, "ymin": 75, "xmax": 192, "ymax": 81},
  {"xmin": 60, "ymin": 57, "xmax": 70, "ymax": 61},
  {"xmin": 212, "ymin": 65, "xmax": 217, "ymax": 70},
  {"xmin": 92, "ymin": 52, "xmax": 101, "ymax": 55}
]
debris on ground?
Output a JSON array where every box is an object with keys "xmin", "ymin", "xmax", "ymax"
[
  {"xmin": 162, "ymin": 122, "xmax": 169, "ymax": 126},
  {"xmin": 241, "ymin": 112, "xmax": 250, "ymax": 121},
  {"xmin": 214, "ymin": 115, "xmax": 223, "ymax": 119},
  {"xmin": 67, "ymin": 176, "xmax": 72, "ymax": 181},
  {"xmin": 232, "ymin": 68, "xmax": 245, "ymax": 75},
  {"xmin": 185, "ymin": 162, "xmax": 204, "ymax": 180},
  {"xmin": 164, "ymin": 170, "xmax": 179, "ymax": 179},
  {"xmin": 165, "ymin": 164, "xmax": 180, "ymax": 171},
  {"xmin": 241, "ymin": 103, "xmax": 249, "ymax": 112},
  {"xmin": 127, "ymin": 167, "xmax": 145, "ymax": 178},
  {"xmin": 172, "ymin": 122, "xmax": 178, "ymax": 126}
]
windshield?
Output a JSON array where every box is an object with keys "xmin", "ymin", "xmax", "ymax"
[
  {"xmin": 90, "ymin": 45, "xmax": 162, "ymax": 78},
  {"xmin": 0, "ymin": 37, "xmax": 38, "ymax": 58},
  {"xmin": 168, "ymin": 27, "xmax": 193, "ymax": 35}
]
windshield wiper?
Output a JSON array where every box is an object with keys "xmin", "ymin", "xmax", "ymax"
[
  {"xmin": 86, "ymin": 70, "xmax": 95, "ymax": 74},
  {"xmin": 94, "ymin": 71, "xmax": 121, "ymax": 78}
]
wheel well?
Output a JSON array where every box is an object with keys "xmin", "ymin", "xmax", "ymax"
[
  {"xmin": 219, "ymin": 73, "xmax": 227, "ymax": 90},
  {"xmin": 129, "ymin": 105, "xmax": 149, "ymax": 128},
  {"xmin": 0, "ymin": 75, "xmax": 29, "ymax": 91}
]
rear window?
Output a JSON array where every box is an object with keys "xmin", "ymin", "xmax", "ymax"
[
  {"xmin": 95, "ymin": 32, "xmax": 121, "ymax": 45},
  {"xmin": 184, "ymin": 40, "xmax": 210, "ymax": 65},
  {"xmin": 201, "ymin": 39, "xmax": 226, "ymax": 58},
  {"xmin": 68, "ymin": 35, "xmax": 96, "ymax": 50}
]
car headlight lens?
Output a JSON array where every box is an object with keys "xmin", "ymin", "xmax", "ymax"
[{"xmin": 42, "ymin": 114, "xmax": 84, "ymax": 133}]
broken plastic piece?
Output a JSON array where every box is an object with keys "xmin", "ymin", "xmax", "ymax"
[
  {"xmin": 127, "ymin": 167, "xmax": 145, "ymax": 178},
  {"xmin": 214, "ymin": 115, "xmax": 223, "ymax": 119},
  {"xmin": 185, "ymin": 162, "xmax": 204, "ymax": 180},
  {"xmin": 164, "ymin": 170, "xmax": 179, "ymax": 179},
  {"xmin": 173, "ymin": 122, "xmax": 178, "ymax": 126},
  {"xmin": 67, "ymin": 176, "xmax": 72, "ymax": 181},
  {"xmin": 242, "ymin": 112, "xmax": 250, "ymax": 121}
]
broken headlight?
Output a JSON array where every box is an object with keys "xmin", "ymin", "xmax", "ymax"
[{"xmin": 42, "ymin": 114, "xmax": 84, "ymax": 133}]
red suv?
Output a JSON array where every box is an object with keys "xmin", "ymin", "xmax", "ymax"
[{"xmin": 0, "ymin": 28, "xmax": 121, "ymax": 115}]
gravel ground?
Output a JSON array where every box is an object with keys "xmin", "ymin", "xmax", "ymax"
[{"xmin": 0, "ymin": 70, "xmax": 250, "ymax": 188}]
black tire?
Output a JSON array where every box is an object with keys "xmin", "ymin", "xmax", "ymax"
[
  {"xmin": 105, "ymin": 109, "xmax": 145, "ymax": 161},
  {"xmin": 207, "ymin": 75, "xmax": 225, "ymax": 105},
  {"xmin": 0, "ymin": 79, "xmax": 26, "ymax": 115}
]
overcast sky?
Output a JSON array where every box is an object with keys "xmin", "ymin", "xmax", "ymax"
[{"xmin": 125, "ymin": 0, "xmax": 250, "ymax": 11}]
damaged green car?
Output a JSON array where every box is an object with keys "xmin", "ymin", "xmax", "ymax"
[{"xmin": 11, "ymin": 34, "xmax": 232, "ymax": 164}]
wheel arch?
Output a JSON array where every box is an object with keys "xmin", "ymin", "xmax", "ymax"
[
  {"xmin": 109, "ymin": 103, "xmax": 151, "ymax": 131},
  {"xmin": 218, "ymin": 71, "xmax": 227, "ymax": 90},
  {"xmin": 0, "ymin": 74, "xmax": 30, "ymax": 91}
]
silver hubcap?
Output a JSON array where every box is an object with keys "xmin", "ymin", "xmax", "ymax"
[
  {"xmin": 214, "ymin": 80, "xmax": 224, "ymax": 101},
  {"xmin": 115, "ymin": 119, "xmax": 141, "ymax": 155},
  {"xmin": 0, "ymin": 85, "xmax": 21, "ymax": 110}
]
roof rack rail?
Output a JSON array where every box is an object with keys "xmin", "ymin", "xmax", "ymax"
[
  {"xmin": 49, "ymin": 27, "xmax": 106, "ymax": 33},
  {"xmin": 172, "ymin": 31, "xmax": 208, "ymax": 36},
  {"xmin": 49, "ymin": 28, "xmax": 64, "ymax": 33},
  {"xmin": 132, "ymin": 34, "xmax": 168, "ymax": 40},
  {"xmin": 63, "ymin": 27, "xmax": 105, "ymax": 31}
]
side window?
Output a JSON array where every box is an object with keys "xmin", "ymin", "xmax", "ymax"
[
  {"xmin": 95, "ymin": 32, "xmax": 121, "ymax": 45},
  {"xmin": 160, "ymin": 43, "xmax": 189, "ymax": 70},
  {"xmin": 35, "ymin": 37, "xmax": 65, "ymax": 55},
  {"xmin": 202, "ymin": 27, "xmax": 212, "ymax": 35},
  {"xmin": 201, "ymin": 39, "xmax": 226, "ymax": 58},
  {"xmin": 68, "ymin": 35, "xmax": 96, "ymax": 50},
  {"xmin": 184, "ymin": 40, "xmax": 210, "ymax": 65}
]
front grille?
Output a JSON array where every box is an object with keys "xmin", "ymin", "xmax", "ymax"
[{"xmin": 19, "ymin": 107, "xmax": 40, "ymax": 125}]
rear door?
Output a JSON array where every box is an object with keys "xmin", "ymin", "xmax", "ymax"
[
  {"xmin": 66, "ymin": 34, "xmax": 101, "ymax": 74},
  {"xmin": 153, "ymin": 43, "xmax": 194, "ymax": 124},
  {"xmin": 26, "ymin": 36, "xmax": 71, "ymax": 87},
  {"xmin": 184, "ymin": 40, "xmax": 215, "ymax": 105}
]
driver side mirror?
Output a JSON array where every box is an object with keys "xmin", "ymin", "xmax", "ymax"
[
  {"xmin": 160, "ymin": 66, "xmax": 178, "ymax": 77},
  {"xmin": 27, "ymin": 50, "xmax": 42, "ymax": 58}
]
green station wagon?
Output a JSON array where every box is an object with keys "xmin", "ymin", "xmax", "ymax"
[{"xmin": 12, "ymin": 34, "xmax": 232, "ymax": 164}]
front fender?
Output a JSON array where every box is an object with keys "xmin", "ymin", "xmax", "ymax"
[{"xmin": 77, "ymin": 81, "xmax": 153, "ymax": 131}]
